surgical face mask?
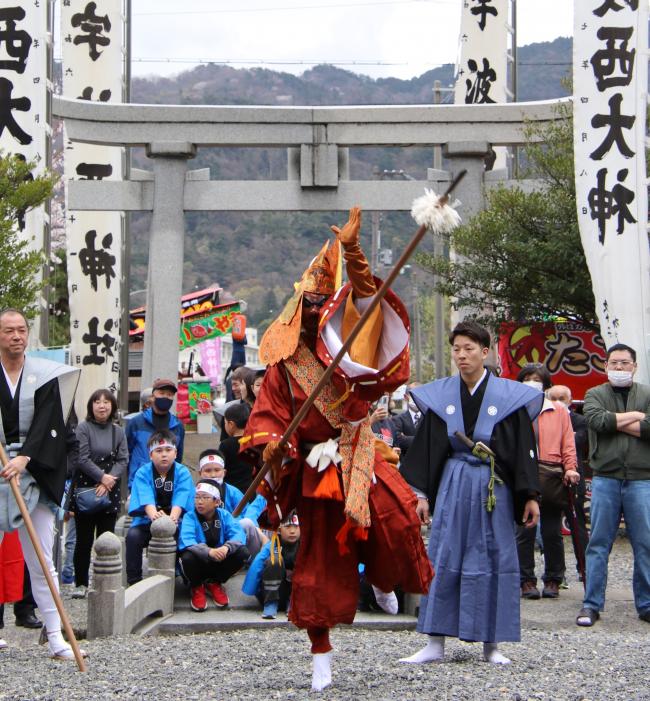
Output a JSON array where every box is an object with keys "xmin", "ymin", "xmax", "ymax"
[
  {"xmin": 523, "ymin": 380, "xmax": 544, "ymax": 393},
  {"xmin": 154, "ymin": 396, "xmax": 173, "ymax": 412},
  {"xmin": 608, "ymin": 370, "xmax": 633, "ymax": 388}
]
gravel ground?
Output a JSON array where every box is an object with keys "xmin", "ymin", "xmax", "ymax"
[{"xmin": 0, "ymin": 536, "xmax": 647, "ymax": 701}]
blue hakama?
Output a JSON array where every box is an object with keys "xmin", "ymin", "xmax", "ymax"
[{"xmin": 417, "ymin": 454, "xmax": 520, "ymax": 643}]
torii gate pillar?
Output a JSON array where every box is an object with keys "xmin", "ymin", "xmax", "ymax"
[{"xmin": 141, "ymin": 141, "xmax": 197, "ymax": 388}]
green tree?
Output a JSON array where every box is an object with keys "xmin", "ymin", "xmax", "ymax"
[
  {"xmin": 416, "ymin": 101, "xmax": 597, "ymax": 331},
  {"xmin": 0, "ymin": 152, "xmax": 56, "ymax": 317},
  {"xmin": 48, "ymin": 248, "xmax": 71, "ymax": 346}
]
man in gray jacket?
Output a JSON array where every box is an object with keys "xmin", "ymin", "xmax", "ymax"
[
  {"xmin": 576, "ymin": 343, "xmax": 650, "ymax": 627},
  {"xmin": 0, "ymin": 309, "xmax": 82, "ymax": 659}
]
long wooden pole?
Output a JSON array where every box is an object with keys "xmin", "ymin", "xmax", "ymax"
[
  {"xmin": 233, "ymin": 170, "xmax": 467, "ymax": 517},
  {"xmin": 0, "ymin": 445, "xmax": 87, "ymax": 672}
]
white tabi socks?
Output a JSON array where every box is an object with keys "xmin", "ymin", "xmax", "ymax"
[
  {"xmin": 311, "ymin": 652, "xmax": 332, "ymax": 691},
  {"xmin": 371, "ymin": 585, "xmax": 399, "ymax": 615},
  {"xmin": 47, "ymin": 630, "xmax": 86, "ymax": 661},
  {"xmin": 483, "ymin": 643, "xmax": 511, "ymax": 665},
  {"xmin": 399, "ymin": 635, "xmax": 445, "ymax": 663}
]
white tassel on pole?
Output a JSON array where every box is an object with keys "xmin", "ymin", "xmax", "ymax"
[{"xmin": 411, "ymin": 188, "xmax": 462, "ymax": 234}]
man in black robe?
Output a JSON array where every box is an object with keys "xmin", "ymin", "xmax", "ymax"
[
  {"xmin": 399, "ymin": 320, "xmax": 542, "ymax": 665},
  {"xmin": 0, "ymin": 309, "xmax": 81, "ymax": 660}
]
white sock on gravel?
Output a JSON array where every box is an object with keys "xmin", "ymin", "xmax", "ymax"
[
  {"xmin": 47, "ymin": 630, "xmax": 66, "ymax": 652},
  {"xmin": 312, "ymin": 652, "xmax": 332, "ymax": 691},
  {"xmin": 371, "ymin": 585, "xmax": 399, "ymax": 615},
  {"xmin": 483, "ymin": 643, "xmax": 511, "ymax": 665},
  {"xmin": 399, "ymin": 635, "xmax": 445, "ymax": 663}
]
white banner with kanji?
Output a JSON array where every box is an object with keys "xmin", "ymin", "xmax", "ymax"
[
  {"xmin": 454, "ymin": 0, "xmax": 509, "ymax": 105},
  {"xmin": 62, "ymin": 0, "xmax": 124, "ymax": 410},
  {"xmin": 454, "ymin": 0, "xmax": 509, "ymax": 168},
  {"xmin": 573, "ymin": 0, "xmax": 650, "ymax": 381},
  {"xmin": 0, "ymin": 2, "xmax": 50, "ymax": 344}
]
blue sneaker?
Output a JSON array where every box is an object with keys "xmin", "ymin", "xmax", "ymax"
[{"xmin": 262, "ymin": 601, "xmax": 278, "ymax": 619}]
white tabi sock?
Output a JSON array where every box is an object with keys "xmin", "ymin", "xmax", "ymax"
[
  {"xmin": 311, "ymin": 652, "xmax": 332, "ymax": 691},
  {"xmin": 46, "ymin": 629, "xmax": 66, "ymax": 653},
  {"xmin": 483, "ymin": 643, "xmax": 511, "ymax": 665},
  {"xmin": 371, "ymin": 585, "xmax": 398, "ymax": 615},
  {"xmin": 47, "ymin": 630, "xmax": 87, "ymax": 661},
  {"xmin": 399, "ymin": 635, "xmax": 445, "ymax": 663}
]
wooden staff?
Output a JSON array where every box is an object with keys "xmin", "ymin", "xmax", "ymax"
[
  {"xmin": 233, "ymin": 170, "xmax": 467, "ymax": 517},
  {"xmin": 0, "ymin": 444, "xmax": 87, "ymax": 672}
]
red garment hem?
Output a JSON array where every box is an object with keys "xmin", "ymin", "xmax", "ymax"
[{"xmin": 307, "ymin": 626, "xmax": 332, "ymax": 654}]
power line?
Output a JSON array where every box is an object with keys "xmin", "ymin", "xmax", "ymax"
[
  {"xmin": 52, "ymin": 54, "xmax": 571, "ymax": 70},
  {"xmin": 126, "ymin": 57, "xmax": 571, "ymax": 68},
  {"xmin": 519, "ymin": 61, "xmax": 571, "ymax": 66},
  {"xmin": 130, "ymin": 58, "xmax": 410, "ymax": 67}
]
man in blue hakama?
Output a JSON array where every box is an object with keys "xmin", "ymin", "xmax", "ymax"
[{"xmin": 400, "ymin": 320, "xmax": 543, "ymax": 665}]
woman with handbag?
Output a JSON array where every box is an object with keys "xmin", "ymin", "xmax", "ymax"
[
  {"xmin": 515, "ymin": 364, "xmax": 580, "ymax": 600},
  {"xmin": 71, "ymin": 389, "xmax": 128, "ymax": 599}
]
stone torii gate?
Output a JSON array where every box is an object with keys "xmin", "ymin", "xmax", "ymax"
[{"xmin": 54, "ymin": 96, "xmax": 563, "ymax": 387}]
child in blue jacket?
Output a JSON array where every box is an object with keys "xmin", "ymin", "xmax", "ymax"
[
  {"xmin": 242, "ymin": 510, "xmax": 300, "ymax": 619},
  {"xmin": 126, "ymin": 430, "xmax": 194, "ymax": 585},
  {"xmin": 179, "ymin": 478, "xmax": 249, "ymax": 611},
  {"xmin": 197, "ymin": 448, "xmax": 268, "ymax": 558}
]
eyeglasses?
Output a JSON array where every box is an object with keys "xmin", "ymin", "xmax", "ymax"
[
  {"xmin": 607, "ymin": 360, "xmax": 635, "ymax": 369},
  {"xmin": 194, "ymin": 495, "xmax": 215, "ymax": 502}
]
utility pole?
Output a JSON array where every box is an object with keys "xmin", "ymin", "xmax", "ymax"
[
  {"xmin": 371, "ymin": 168, "xmax": 413, "ymax": 276},
  {"xmin": 412, "ymin": 269, "xmax": 422, "ymax": 382},
  {"xmin": 433, "ymin": 80, "xmax": 443, "ymax": 171},
  {"xmin": 432, "ymin": 80, "xmax": 449, "ymax": 377},
  {"xmin": 370, "ymin": 166, "xmax": 380, "ymax": 274}
]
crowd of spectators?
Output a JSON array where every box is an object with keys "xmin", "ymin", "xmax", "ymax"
[{"xmin": 4, "ymin": 343, "xmax": 649, "ymax": 649}]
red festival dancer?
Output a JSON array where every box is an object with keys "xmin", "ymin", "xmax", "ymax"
[{"xmin": 241, "ymin": 207, "xmax": 432, "ymax": 691}]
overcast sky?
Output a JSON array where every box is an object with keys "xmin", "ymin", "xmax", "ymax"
[{"xmin": 128, "ymin": 0, "xmax": 573, "ymax": 81}]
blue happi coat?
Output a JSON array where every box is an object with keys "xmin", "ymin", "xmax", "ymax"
[
  {"xmin": 128, "ymin": 460, "xmax": 194, "ymax": 528},
  {"xmin": 241, "ymin": 539, "xmax": 275, "ymax": 596},
  {"xmin": 178, "ymin": 507, "xmax": 246, "ymax": 551},
  {"xmin": 221, "ymin": 482, "xmax": 266, "ymax": 524}
]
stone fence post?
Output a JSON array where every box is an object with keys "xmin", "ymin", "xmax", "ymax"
[
  {"xmin": 88, "ymin": 531, "xmax": 125, "ymax": 639},
  {"xmin": 147, "ymin": 515, "xmax": 177, "ymax": 581}
]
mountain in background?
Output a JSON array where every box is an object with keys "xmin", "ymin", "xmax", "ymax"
[{"xmin": 129, "ymin": 37, "xmax": 571, "ymax": 331}]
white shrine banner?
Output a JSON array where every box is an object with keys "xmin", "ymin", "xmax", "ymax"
[
  {"xmin": 454, "ymin": 0, "xmax": 509, "ymax": 168},
  {"xmin": 454, "ymin": 0, "xmax": 509, "ymax": 105},
  {"xmin": 62, "ymin": 0, "xmax": 124, "ymax": 411},
  {"xmin": 573, "ymin": 0, "xmax": 650, "ymax": 382},
  {"xmin": 0, "ymin": 2, "xmax": 50, "ymax": 344}
]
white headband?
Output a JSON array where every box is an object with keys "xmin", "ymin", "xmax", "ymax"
[
  {"xmin": 281, "ymin": 513, "xmax": 299, "ymax": 527},
  {"xmin": 199, "ymin": 454, "xmax": 225, "ymax": 471},
  {"xmin": 195, "ymin": 482, "xmax": 221, "ymax": 500},
  {"xmin": 149, "ymin": 440, "xmax": 176, "ymax": 454}
]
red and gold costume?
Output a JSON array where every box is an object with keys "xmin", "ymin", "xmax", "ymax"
[{"xmin": 241, "ymin": 208, "xmax": 432, "ymax": 654}]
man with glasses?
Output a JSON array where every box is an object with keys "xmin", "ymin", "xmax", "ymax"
[
  {"xmin": 576, "ymin": 343, "xmax": 650, "ymax": 627},
  {"xmin": 178, "ymin": 479, "xmax": 248, "ymax": 611}
]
